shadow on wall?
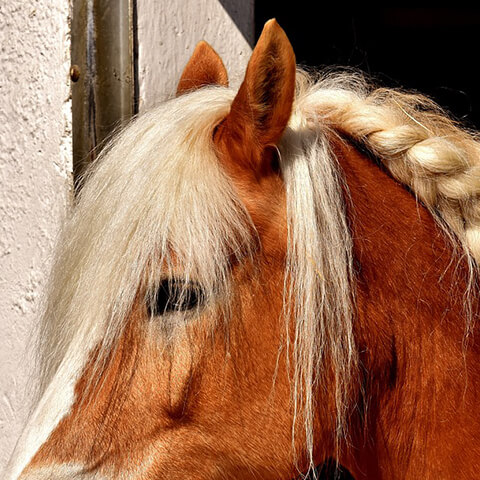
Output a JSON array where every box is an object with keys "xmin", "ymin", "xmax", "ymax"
[{"xmin": 218, "ymin": 0, "xmax": 255, "ymax": 45}]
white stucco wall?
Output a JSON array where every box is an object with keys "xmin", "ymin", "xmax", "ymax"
[
  {"xmin": 138, "ymin": 0, "xmax": 253, "ymax": 111},
  {"xmin": 0, "ymin": 0, "xmax": 72, "ymax": 471}
]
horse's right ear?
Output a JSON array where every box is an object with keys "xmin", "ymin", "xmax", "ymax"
[
  {"xmin": 176, "ymin": 41, "xmax": 229, "ymax": 96},
  {"xmin": 215, "ymin": 19, "xmax": 296, "ymax": 174}
]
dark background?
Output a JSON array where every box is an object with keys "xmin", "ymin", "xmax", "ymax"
[{"xmin": 255, "ymin": 6, "xmax": 480, "ymax": 130}]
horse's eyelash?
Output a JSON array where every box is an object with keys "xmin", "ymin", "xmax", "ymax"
[{"xmin": 147, "ymin": 279, "xmax": 204, "ymax": 316}]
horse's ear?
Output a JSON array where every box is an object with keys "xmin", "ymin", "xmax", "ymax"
[
  {"xmin": 176, "ymin": 41, "xmax": 229, "ymax": 96},
  {"xmin": 221, "ymin": 19, "xmax": 296, "ymax": 162}
]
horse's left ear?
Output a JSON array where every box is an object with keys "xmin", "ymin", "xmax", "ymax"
[
  {"xmin": 217, "ymin": 19, "xmax": 296, "ymax": 172},
  {"xmin": 177, "ymin": 41, "xmax": 229, "ymax": 96}
]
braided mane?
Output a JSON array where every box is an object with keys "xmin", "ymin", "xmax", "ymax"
[
  {"xmin": 295, "ymin": 69, "xmax": 480, "ymax": 265},
  {"xmin": 283, "ymin": 69, "xmax": 480, "ymax": 468}
]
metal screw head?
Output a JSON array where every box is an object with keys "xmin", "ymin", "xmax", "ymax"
[{"xmin": 70, "ymin": 65, "xmax": 81, "ymax": 82}]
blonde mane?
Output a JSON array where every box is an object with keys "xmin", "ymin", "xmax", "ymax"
[
  {"xmin": 37, "ymin": 68, "xmax": 479, "ymax": 473},
  {"xmin": 37, "ymin": 87, "xmax": 253, "ymax": 396}
]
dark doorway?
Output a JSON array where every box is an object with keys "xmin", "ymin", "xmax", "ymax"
[{"xmin": 255, "ymin": 6, "xmax": 480, "ymax": 129}]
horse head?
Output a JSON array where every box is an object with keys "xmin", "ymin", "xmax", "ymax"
[{"xmin": 7, "ymin": 19, "xmax": 480, "ymax": 480}]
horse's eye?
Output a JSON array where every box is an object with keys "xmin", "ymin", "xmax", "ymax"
[{"xmin": 147, "ymin": 279, "xmax": 203, "ymax": 317}]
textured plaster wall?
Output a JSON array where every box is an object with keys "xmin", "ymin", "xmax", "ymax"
[
  {"xmin": 0, "ymin": 0, "xmax": 72, "ymax": 471},
  {"xmin": 138, "ymin": 0, "xmax": 254, "ymax": 111}
]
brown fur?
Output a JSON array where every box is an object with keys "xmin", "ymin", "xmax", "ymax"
[{"xmin": 334, "ymin": 138, "xmax": 480, "ymax": 478}]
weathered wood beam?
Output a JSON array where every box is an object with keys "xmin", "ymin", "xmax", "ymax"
[{"xmin": 71, "ymin": 0, "xmax": 137, "ymax": 190}]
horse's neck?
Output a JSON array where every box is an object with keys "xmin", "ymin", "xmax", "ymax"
[{"xmin": 333, "ymin": 139, "xmax": 480, "ymax": 479}]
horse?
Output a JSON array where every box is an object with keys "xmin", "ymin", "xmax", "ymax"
[{"xmin": 6, "ymin": 18, "xmax": 480, "ymax": 479}]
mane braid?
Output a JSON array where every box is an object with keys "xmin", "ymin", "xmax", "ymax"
[
  {"xmin": 295, "ymin": 69, "xmax": 480, "ymax": 324},
  {"xmin": 281, "ymin": 68, "xmax": 480, "ymax": 472}
]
